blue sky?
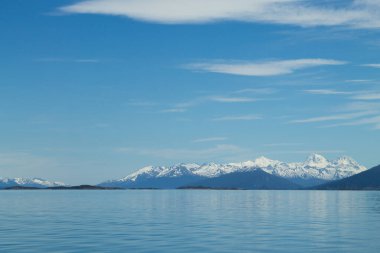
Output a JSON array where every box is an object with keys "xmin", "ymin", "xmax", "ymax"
[{"xmin": 1, "ymin": 0, "xmax": 380, "ymax": 184}]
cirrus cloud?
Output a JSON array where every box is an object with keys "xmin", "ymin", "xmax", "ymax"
[
  {"xmin": 304, "ymin": 89, "xmax": 352, "ymax": 95},
  {"xmin": 186, "ymin": 59, "xmax": 346, "ymax": 77},
  {"xmin": 362, "ymin": 63, "xmax": 380, "ymax": 68},
  {"xmin": 212, "ymin": 115, "xmax": 261, "ymax": 121},
  {"xmin": 352, "ymin": 92, "xmax": 380, "ymax": 100},
  {"xmin": 116, "ymin": 144, "xmax": 245, "ymax": 160}
]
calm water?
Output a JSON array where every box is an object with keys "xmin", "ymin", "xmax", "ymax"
[{"xmin": 0, "ymin": 190, "xmax": 380, "ymax": 253}]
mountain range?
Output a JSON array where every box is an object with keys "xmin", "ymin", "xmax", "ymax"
[
  {"xmin": 2, "ymin": 154, "xmax": 377, "ymax": 190},
  {"xmin": 99, "ymin": 154, "xmax": 366, "ymax": 189},
  {"xmin": 0, "ymin": 178, "xmax": 65, "ymax": 189}
]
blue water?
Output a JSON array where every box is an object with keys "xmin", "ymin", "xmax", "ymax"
[{"xmin": 0, "ymin": 190, "xmax": 380, "ymax": 253}]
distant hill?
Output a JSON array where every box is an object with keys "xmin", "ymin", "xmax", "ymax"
[
  {"xmin": 100, "ymin": 174, "xmax": 206, "ymax": 189},
  {"xmin": 47, "ymin": 185, "xmax": 122, "ymax": 190},
  {"xmin": 3, "ymin": 186, "xmax": 41, "ymax": 190},
  {"xmin": 314, "ymin": 164, "xmax": 380, "ymax": 190},
  {"xmin": 179, "ymin": 169, "xmax": 300, "ymax": 190}
]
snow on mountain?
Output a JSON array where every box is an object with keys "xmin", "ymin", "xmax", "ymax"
[
  {"xmin": 0, "ymin": 177, "xmax": 66, "ymax": 189},
  {"xmin": 100, "ymin": 154, "xmax": 366, "ymax": 188},
  {"xmin": 115, "ymin": 163, "xmax": 200, "ymax": 183},
  {"xmin": 304, "ymin": 153, "xmax": 329, "ymax": 168}
]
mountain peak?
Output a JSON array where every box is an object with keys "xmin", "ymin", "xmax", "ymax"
[
  {"xmin": 122, "ymin": 165, "xmax": 162, "ymax": 181},
  {"xmin": 254, "ymin": 156, "xmax": 277, "ymax": 167},
  {"xmin": 304, "ymin": 153, "xmax": 329, "ymax": 168},
  {"xmin": 335, "ymin": 156, "xmax": 357, "ymax": 165},
  {"xmin": 173, "ymin": 163, "xmax": 200, "ymax": 169},
  {"xmin": 307, "ymin": 153, "xmax": 326, "ymax": 160}
]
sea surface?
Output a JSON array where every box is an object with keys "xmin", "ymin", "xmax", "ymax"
[{"xmin": 0, "ymin": 190, "xmax": 379, "ymax": 253}]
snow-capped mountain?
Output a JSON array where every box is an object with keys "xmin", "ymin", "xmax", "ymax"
[
  {"xmin": 258, "ymin": 154, "xmax": 366, "ymax": 181},
  {"xmin": 0, "ymin": 177, "xmax": 66, "ymax": 189},
  {"xmin": 99, "ymin": 154, "xmax": 366, "ymax": 188}
]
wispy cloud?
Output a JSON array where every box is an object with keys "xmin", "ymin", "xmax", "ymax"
[
  {"xmin": 304, "ymin": 89, "xmax": 352, "ymax": 95},
  {"xmin": 60, "ymin": 0, "xmax": 380, "ymax": 29},
  {"xmin": 352, "ymin": 92, "xmax": 380, "ymax": 100},
  {"xmin": 264, "ymin": 143, "xmax": 302, "ymax": 147},
  {"xmin": 234, "ymin": 88, "xmax": 278, "ymax": 94},
  {"xmin": 291, "ymin": 100, "xmax": 380, "ymax": 129},
  {"xmin": 160, "ymin": 108, "xmax": 187, "ymax": 113},
  {"xmin": 94, "ymin": 123, "xmax": 110, "ymax": 128},
  {"xmin": 127, "ymin": 100, "xmax": 157, "ymax": 107},
  {"xmin": 161, "ymin": 95, "xmax": 258, "ymax": 113},
  {"xmin": 265, "ymin": 150, "xmax": 345, "ymax": 155},
  {"xmin": 192, "ymin": 137, "xmax": 227, "ymax": 143},
  {"xmin": 212, "ymin": 115, "xmax": 261, "ymax": 121},
  {"xmin": 345, "ymin": 79, "xmax": 374, "ymax": 83},
  {"xmin": 0, "ymin": 152, "xmax": 52, "ymax": 168},
  {"xmin": 324, "ymin": 116, "xmax": 380, "ymax": 130},
  {"xmin": 208, "ymin": 96, "xmax": 256, "ymax": 103},
  {"xmin": 317, "ymin": 101, "xmax": 380, "ymax": 130},
  {"xmin": 290, "ymin": 111, "xmax": 375, "ymax": 124},
  {"xmin": 342, "ymin": 102, "xmax": 380, "ymax": 112},
  {"xmin": 186, "ymin": 59, "xmax": 346, "ymax": 77},
  {"xmin": 0, "ymin": 152, "xmax": 57, "ymax": 178},
  {"xmin": 362, "ymin": 63, "xmax": 380, "ymax": 68},
  {"xmin": 116, "ymin": 144, "xmax": 244, "ymax": 160},
  {"xmin": 35, "ymin": 58, "xmax": 100, "ymax": 63}
]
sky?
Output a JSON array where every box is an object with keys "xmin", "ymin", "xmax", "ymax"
[{"xmin": 0, "ymin": 0, "xmax": 380, "ymax": 185}]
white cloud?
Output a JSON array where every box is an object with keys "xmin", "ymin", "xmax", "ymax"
[
  {"xmin": 304, "ymin": 89, "xmax": 352, "ymax": 95},
  {"xmin": 59, "ymin": 0, "xmax": 295, "ymax": 24},
  {"xmin": 192, "ymin": 137, "xmax": 227, "ymax": 143},
  {"xmin": 212, "ymin": 115, "xmax": 261, "ymax": 121},
  {"xmin": 186, "ymin": 59, "xmax": 346, "ymax": 77},
  {"xmin": 59, "ymin": 0, "xmax": 380, "ymax": 28}
]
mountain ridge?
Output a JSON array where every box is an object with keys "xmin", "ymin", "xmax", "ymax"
[
  {"xmin": 0, "ymin": 178, "xmax": 66, "ymax": 189},
  {"xmin": 313, "ymin": 164, "xmax": 380, "ymax": 190},
  {"xmin": 100, "ymin": 154, "xmax": 366, "ymax": 188}
]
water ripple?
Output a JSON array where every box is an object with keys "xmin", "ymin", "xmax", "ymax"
[{"xmin": 0, "ymin": 190, "xmax": 379, "ymax": 252}]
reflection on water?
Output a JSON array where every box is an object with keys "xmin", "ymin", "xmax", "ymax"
[{"xmin": 0, "ymin": 190, "xmax": 379, "ymax": 252}]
